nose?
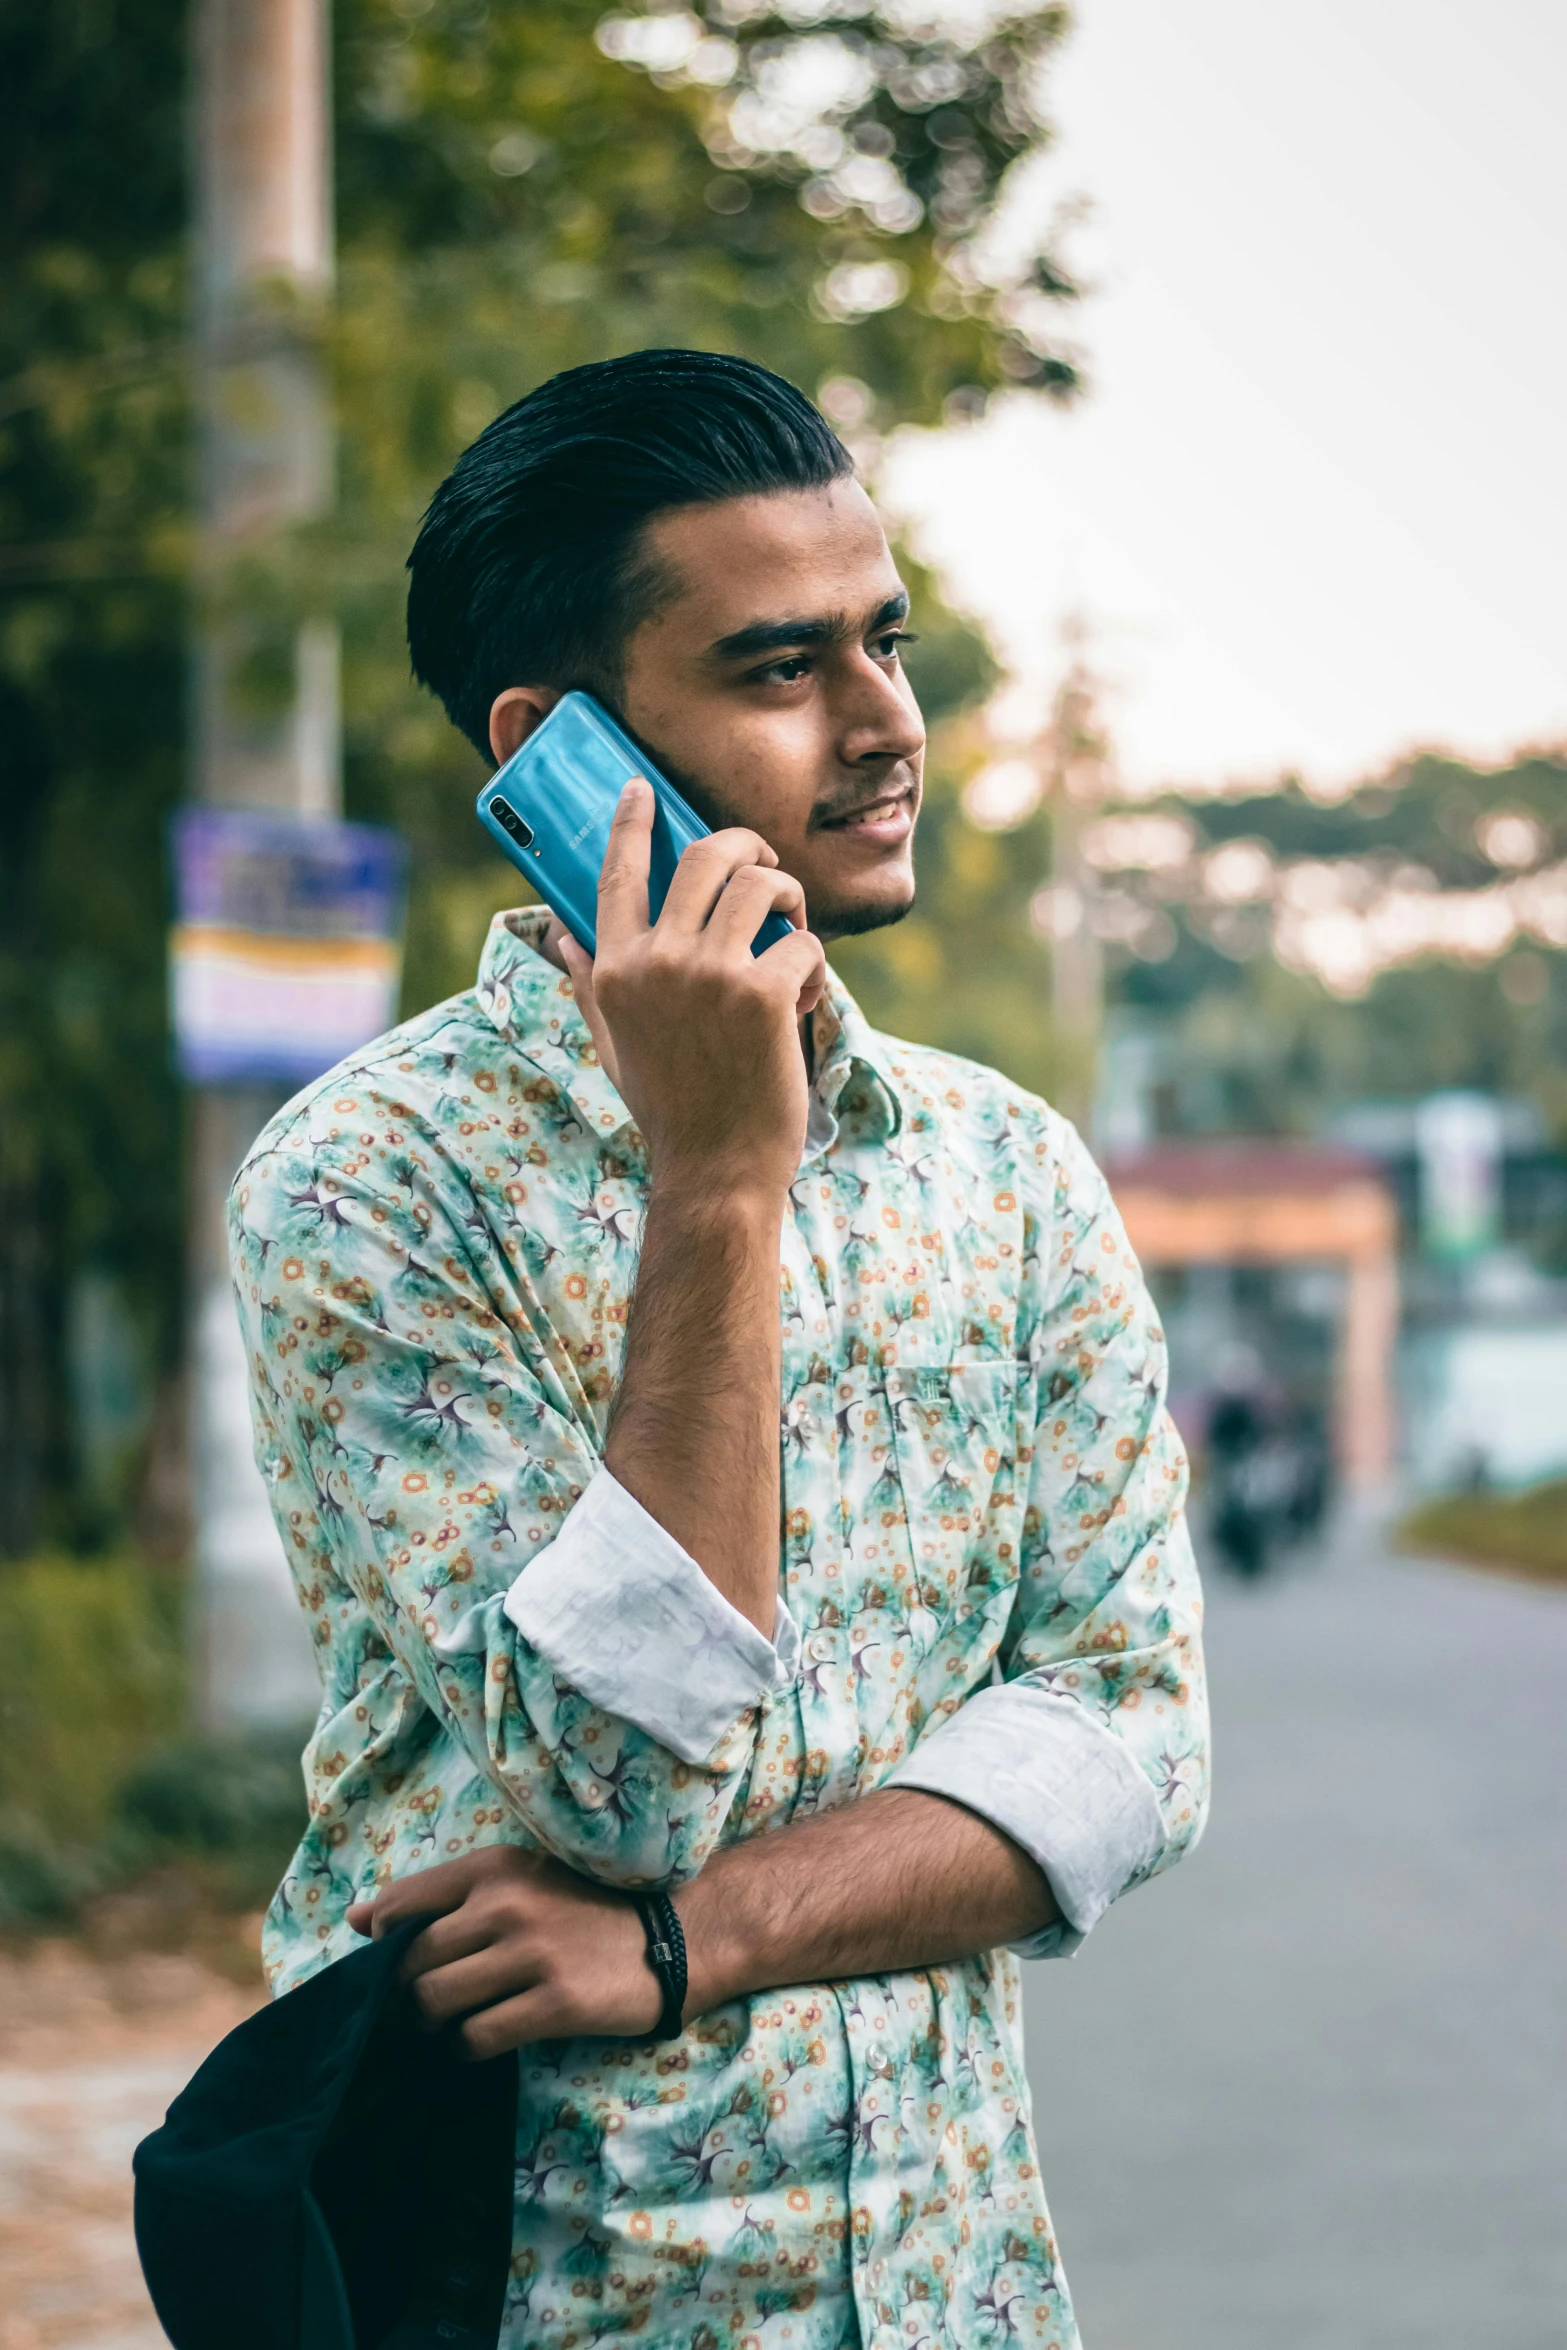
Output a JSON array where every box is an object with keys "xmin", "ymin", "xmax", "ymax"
[{"xmin": 838, "ymin": 647, "xmax": 926, "ymax": 770}]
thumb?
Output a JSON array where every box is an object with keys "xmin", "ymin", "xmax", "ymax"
[{"xmin": 767, "ymin": 927, "xmax": 827, "ymax": 1021}]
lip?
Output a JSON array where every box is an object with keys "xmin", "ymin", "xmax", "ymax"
[{"xmin": 819, "ymin": 783, "xmax": 916, "ymax": 846}]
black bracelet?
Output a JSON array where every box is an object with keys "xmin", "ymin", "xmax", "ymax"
[{"xmin": 634, "ymin": 1891, "xmax": 688, "ymax": 2041}]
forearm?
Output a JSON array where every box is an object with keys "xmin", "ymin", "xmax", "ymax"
[
  {"xmin": 606, "ymin": 1177, "xmax": 783, "ymax": 1636},
  {"xmin": 675, "ymin": 1787, "xmax": 1059, "ymax": 2012},
  {"xmin": 358, "ymin": 1791, "xmax": 1060, "ymax": 2058}
]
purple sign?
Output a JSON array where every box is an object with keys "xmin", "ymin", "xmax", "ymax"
[{"xmin": 170, "ymin": 808, "xmax": 408, "ymax": 1086}]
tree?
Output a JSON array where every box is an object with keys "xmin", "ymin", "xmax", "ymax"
[
  {"xmin": 857, "ymin": 733, "xmax": 1567, "ymax": 1225},
  {"xmin": 0, "ymin": 0, "xmax": 1080, "ymax": 1551},
  {"xmin": 322, "ymin": 0, "xmax": 1082, "ymax": 1013},
  {"xmin": 0, "ymin": 0, "xmax": 191, "ymax": 1555},
  {"xmin": 1091, "ymin": 750, "xmax": 1567, "ymax": 1147}
]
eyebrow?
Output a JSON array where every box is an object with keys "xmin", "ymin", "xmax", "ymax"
[{"xmin": 707, "ymin": 588, "xmax": 910, "ymax": 664}]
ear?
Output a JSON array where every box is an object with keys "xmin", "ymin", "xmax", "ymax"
[{"xmin": 490, "ymin": 685, "xmax": 563, "ymax": 766}]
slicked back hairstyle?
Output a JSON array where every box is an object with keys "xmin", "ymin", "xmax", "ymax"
[{"xmin": 406, "ymin": 349, "xmax": 854, "ymax": 758}]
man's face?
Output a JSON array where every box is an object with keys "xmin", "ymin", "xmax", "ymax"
[{"xmin": 614, "ymin": 481, "xmax": 925, "ymax": 941}]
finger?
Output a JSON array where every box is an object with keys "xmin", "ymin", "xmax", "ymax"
[
  {"xmin": 596, "ymin": 778, "xmax": 655, "ymax": 941},
  {"xmin": 361, "ymin": 1846, "xmax": 523, "ymax": 1937},
  {"xmin": 410, "ymin": 1944, "xmax": 544, "ymax": 2028},
  {"xmin": 558, "ymin": 934, "xmax": 623, "ymax": 1091},
  {"xmin": 456, "ymin": 1987, "xmax": 565, "ymax": 2062},
  {"xmin": 557, "ymin": 928, "xmax": 592, "ymax": 990},
  {"xmin": 558, "ymin": 931, "xmax": 601, "ymax": 1032},
  {"xmin": 361, "ymin": 1856, "xmax": 476, "ymax": 1936},
  {"xmin": 557, "ymin": 930, "xmax": 600, "ymax": 1032},
  {"xmin": 347, "ymin": 1900, "xmax": 373, "ymax": 1937},
  {"xmin": 658, "ymin": 828, "xmax": 779, "ymax": 935},
  {"xmin": 764, "ymin": 927, "xmax": 829, "ymax": 1016},
  {"xmin": 397, "ymin": 1906, "xmax": 498, "ymax": 1982},
  {"xmin": 705, "ymin": 865, "xmax": 808, "ymax": 954}
]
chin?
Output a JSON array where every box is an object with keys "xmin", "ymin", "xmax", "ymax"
[{"xmin": 809, "ymin": 886, "xmax": 915, "ymax": 944}]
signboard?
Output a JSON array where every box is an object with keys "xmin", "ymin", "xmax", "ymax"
[
  {"xmin": 171, "ymin": 808, "xmax": 407, "ymax": 1086},
  {"xmin": 1415, "ymin": 1090, "xmax": 1503, "ymax": 1262}
]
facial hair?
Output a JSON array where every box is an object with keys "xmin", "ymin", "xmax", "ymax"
[{"xmin": 597, "ymin": 704, "xmax": 917, "ymax": 943}]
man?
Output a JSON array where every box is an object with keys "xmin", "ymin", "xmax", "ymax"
[{"xmin": 232, "ymin": 349, "xmax": 1208, "ymax": 2350}]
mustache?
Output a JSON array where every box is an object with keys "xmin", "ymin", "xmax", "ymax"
[{"xmin": 808, "ymin": 770, "xmax": 919, "ymax": 829}]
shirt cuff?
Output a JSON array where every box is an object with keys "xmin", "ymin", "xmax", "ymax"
[
  {"xmin": 886, "ymin": 1680, "xmax": 1166, "ymax": 1959},
  {"xmin": 501, "ymin": 1468, "xmax": 799, "ymax": 1767}
]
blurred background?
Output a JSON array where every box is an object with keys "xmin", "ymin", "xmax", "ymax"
[{"xmin": 1, "ymin": 3, "xmax": 1563, "ymax": 2345}]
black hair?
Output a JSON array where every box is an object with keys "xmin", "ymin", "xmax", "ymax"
[{"xmin": 406, "ymin": 348, "xmax": 854, "ymax": 758}]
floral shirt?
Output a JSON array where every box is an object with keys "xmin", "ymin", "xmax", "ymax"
[{"xmin": 231, "ymin": 908, "xmax": 1209, "ymax": 2350}]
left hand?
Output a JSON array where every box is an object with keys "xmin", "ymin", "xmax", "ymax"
[{"xmin": 347, "ymin": 1846, "xmax": 662, "ymax": 2059}]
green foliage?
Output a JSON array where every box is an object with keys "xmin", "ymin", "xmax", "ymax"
[
  {"xmin": 1398, "ymin": 1480, "xmax": 1567, "ymax": 1584},
  {"xmin": 0, "ymin": 1, "xmax": 192, "ymax": 1552},
  {"xmin": 840, "ymin": 740, "xmax": 1567, "ymax": 1151},
  {"xmin": 0, "ymin": 1550, "xmax": 309, "ymax": 1921},
  {"xmin": 0, "ymin": 1552, "xmax": 183, "ymax": 1916},
  {"xmin": 0, "ymin": 0, "xmax": 1076, "ymax": 1552},
  {"xmin": 330, "ymin": 0, "xmax": 1077, "ymax": 408},
  {"xmin": 324, "ymin": 0, "xmax": 1079, "ymax": 1018},
  {"xmin": 1100, "ymin": 753, "xmax": 1567, "ymax": 1140},
  {"xmin": 0, "ymin": 1554, "xmax": 183, "ymax": 1845},
  {"xmin": 115, "ymin": 1728, "xmax": 310, "ymax": 1907}
]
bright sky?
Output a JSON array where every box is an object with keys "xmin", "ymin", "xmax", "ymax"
[{"xmin": 883, "ymin": 0, "xmax": 1567, "ymax": 794}]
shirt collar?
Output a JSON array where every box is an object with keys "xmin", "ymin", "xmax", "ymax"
[
  {"xmin": 475, "ymin": 908, "xmax": 630, "ymax": 1142},
  {"xmin": 804, "ymin": 964, "xmax": 903, "ymax": 1155},
  {"xmin": 474, "ymin": 907, "xmax": 902, "ymax": 1152}
]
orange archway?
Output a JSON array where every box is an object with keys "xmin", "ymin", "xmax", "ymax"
[{"xmin": 1106, "ymin": 1144, "xmax": 1400, "ymax": 1486}]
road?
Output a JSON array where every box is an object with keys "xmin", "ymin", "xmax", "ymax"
[{"xmin": 1024, "ymin": 1511, "xmax": 1567, "ymax": 2350}]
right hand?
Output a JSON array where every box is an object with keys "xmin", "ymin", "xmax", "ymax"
[
  {"xmin": 349, "ymin": 1847, "xmax": 664, "ymax": 2055},
  {"xmin": 557, "ymin": 779, "xmax": 827, "ymax": 1200}
]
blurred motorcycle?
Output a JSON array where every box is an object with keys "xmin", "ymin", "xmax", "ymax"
[{"xmin": 1207, "ymin": 1384, "xmax": 1330, "ymax": 1578}]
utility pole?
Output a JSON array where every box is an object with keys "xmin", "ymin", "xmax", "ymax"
[
  {"xmin": 188, "ymin": 0, "xmax": 336, "ymax": 1728},
  {"xmin": 1038, "ymin": 628, "xmax": 1110, "ymax": 1131}
]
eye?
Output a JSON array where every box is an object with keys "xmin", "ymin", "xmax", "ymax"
[
  {"xmin": 873, "ymin": 629, "xmax": 917, "ymax": 662},
  {"xmin": 753, "ymin": 653, "xmax": 813, "ymax": 684}
]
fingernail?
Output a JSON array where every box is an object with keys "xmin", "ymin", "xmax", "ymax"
[{"xmin": 621, "ymin": 776, "xmax": 649, "ymax": 800}]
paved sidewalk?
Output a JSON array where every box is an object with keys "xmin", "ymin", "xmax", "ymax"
[
  {"xmin": 1024, "ymin": 1515, "xmax": 1567, "ymax": 2350},
  {"xmin": 0, "ymin": 1943, "xmax": 261, "ymax": 2350}
]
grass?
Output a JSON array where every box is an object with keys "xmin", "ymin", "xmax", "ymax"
[
  {"xmin": 1396, "ymin": 1480, "xmax": 1567, "ymax": 1585},
  {"xmin": 0, "ymin": 1553, "xmax": 307, "ymax": 1928}
]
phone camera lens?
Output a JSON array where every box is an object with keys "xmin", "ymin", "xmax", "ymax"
[{"xmin": 491, "ymin": 797, "xmax": 534, "ymax": 850}]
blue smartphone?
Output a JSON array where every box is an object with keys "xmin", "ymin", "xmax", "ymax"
[{"xmin": 476, "ymin": 692, "xmax": 796, "ymax": 958}]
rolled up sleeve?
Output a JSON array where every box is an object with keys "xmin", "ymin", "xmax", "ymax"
[
  {"xmin": 230, "ymin": 1135, "xmax": 788, "ymax": 1890},
  {"xmin": 889, "ymin": 1678, "xmax": 1167, "ymax": 1956},
  {"xmin": 502, "ymin": 1468, "xmax": 799, "ymax": 1767},
  {"xmin": 891, "ymin": 1114, "xmax": 1209, "ymax": 1958}
]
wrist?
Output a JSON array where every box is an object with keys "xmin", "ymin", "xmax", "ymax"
[
  {"xmin": 669, "ymin": 1854, "xmax": 752, "ymax": 2018},
  {"xmin": 646, "ymin": 1161, "xmax": 789, "ymax": 1227},
  {"xmin": 632, "ymin": 1889, "xmax": 688, "ymax": 2039}
]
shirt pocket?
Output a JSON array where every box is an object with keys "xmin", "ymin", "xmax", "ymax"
[{"xmin": 884, "ymin": 1359, "xmax": 1024, "ymax": 1644}]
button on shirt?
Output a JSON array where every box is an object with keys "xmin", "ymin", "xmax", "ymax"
[{"xmin": 232, "ymin": 907, "xmax": 1209, "ymax": 2350}]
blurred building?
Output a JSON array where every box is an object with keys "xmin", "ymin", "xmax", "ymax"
[
  {"xmin": 1100, "ymin": 1055, "xmax": 1567, "ymax": 1497},
  {"xmin": 1105, "ymin": 1142, "xmax": 1397, "ymax": 1490},
  {"xmin": 1330, "ymin": 1093, "xmax": 1567, "ymax": 1492}
]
